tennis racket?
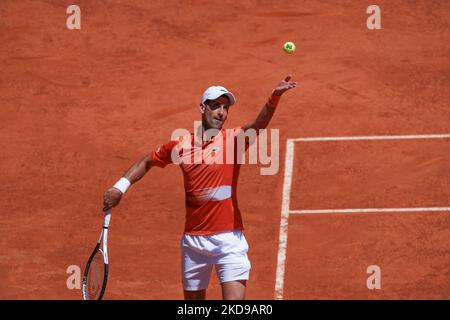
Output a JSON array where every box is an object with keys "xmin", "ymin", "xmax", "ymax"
[{"xmin": 82, "ymin": 209, "xmax": 112, "ymax": 300}]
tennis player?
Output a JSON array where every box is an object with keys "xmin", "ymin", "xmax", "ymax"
[{"xmin": 103, "ymin": 75, "xmax": 297, "ymax": 300}]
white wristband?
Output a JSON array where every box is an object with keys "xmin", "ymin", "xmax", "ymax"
[{"xmin": 113, "ymin": 177, "xmax": 131, "ymax": 194}]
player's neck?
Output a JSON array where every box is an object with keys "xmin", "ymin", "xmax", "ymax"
[{"xmin": 201, "ymin": 122, "xmax": 222, "ymax": 141}]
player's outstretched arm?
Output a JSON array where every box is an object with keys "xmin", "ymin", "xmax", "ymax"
[
  {"xmin": 122, "ymin": 154, "xmax": 153, "ymax": 184},
  {"xmin": 243, "ymin": 75, "xmax": 297, "ymax": 131},
  {"xmin": 103, "ymin": 155, "xmax": 153, "ymax": 211}
]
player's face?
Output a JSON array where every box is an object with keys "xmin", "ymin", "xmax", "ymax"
[{"xmin": 201, "ymin": 95, "xmax": 230, "ymax": 130}]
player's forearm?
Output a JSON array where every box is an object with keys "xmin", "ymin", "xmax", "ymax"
[
  {"xmin": 247, "ymin": 94, "xmax": 281, "ymax": 131},
  {"xmin": 105, "ymin": 155, "xmax": 152, "ymax": 209},
  {"xmin": 123, "ymin": 155, "xmax": 152, "ymax": 184}
]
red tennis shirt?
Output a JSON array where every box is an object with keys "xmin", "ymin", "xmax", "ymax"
[{"xmin": 150, "ymin": 127, "xmax": 249, "ymax": 235}]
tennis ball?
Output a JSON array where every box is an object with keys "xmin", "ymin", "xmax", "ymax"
[{"xmin": 283, "ymin": 41, "xmax": 296, "ymax": 54}]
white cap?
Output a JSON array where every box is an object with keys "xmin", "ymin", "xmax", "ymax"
[{"xmin": 201, "ymin": 86, "xmax": 236, "ymax": 106}]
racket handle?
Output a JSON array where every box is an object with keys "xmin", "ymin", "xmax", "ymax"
[{"xmin": 103, "ymin": 209, "xmax": 112, "ymax": 228}]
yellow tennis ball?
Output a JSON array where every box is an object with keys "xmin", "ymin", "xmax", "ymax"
[{"xmin": 283, "ymin": 41, "xmax": 296, "ymax": 54}]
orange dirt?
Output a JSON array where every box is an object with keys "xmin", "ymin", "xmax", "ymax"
[{"xmin": 0, "ymin": 0, "xmax": 449, "ymax": 299}]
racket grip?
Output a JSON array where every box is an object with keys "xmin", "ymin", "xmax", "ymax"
[{"xmin": 103, "ymin": 209, "xmax": 112, "ymax": 228}]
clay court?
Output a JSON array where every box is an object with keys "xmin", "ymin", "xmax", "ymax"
[{"xmin": 0, "ymin": 0, "xmax": 449, "ymax": 299}]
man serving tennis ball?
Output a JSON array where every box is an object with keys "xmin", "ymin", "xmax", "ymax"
[{"xmin": 103, "ymin": 75, "xmax": 297, "ymax": 300}]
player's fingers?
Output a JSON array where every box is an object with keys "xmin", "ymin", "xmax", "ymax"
[
  {"xmin": 280, "ymin": 82, "xmax": 296, "ymax": 88},
  {"xmin": 284, "ymin": 75, "xmax": 292, "ymax": 82},
  {"xmin": 282, "ymin": 83, "xmax": 296, "ymax": 90},
  {"xmin": 105, "ymin": 201, "xmax": 114, "ymax": 208}
]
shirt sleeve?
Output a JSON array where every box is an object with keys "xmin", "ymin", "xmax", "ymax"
[{"xmin": 150, "ymin": 140, "xmax": 179, "ymax": 168}]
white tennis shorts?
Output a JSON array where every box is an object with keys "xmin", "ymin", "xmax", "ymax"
[{"xmin": 181, "ymin": 229, "xmax": 251, "ymax": 291}]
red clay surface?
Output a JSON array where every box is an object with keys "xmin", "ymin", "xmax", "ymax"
[
  {"xmin": 0, "ymin": 0, "xmax": 449, "ymax": 299},
  {"xmin": 291, "ymin": 139, "xmax": 450, "ymax": 209}
]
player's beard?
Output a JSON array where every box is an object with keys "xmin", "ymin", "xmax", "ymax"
[
  {"xmin": 211, "ymin": 118, "xmax": 223, "ymax": 129},
  {"xmin": 203, "ymin": 116, "xmax": 224, "ymax": 130}
]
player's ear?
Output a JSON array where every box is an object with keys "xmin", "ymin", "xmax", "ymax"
[{"xmin": 199, "ymin": 103, "xmax": 206, "ymax": 114}]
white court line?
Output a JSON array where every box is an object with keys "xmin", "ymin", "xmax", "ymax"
[
  {"xmin": 274, "ymin": 139, "xmax": 295, "ymax": 300},
  {"xmin": 292, "ymin": 134, "xmax": 450, "ymax": 142},
  {"xmin": 290, "ymin": 207, "xmax": 450, "ymax": 214},
  {"xmin": 274, "ymin": 134, "xmax": 450, "ymax": 300}
]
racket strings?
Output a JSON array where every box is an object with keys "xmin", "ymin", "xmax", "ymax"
[{"xmin": 86, "ymin": 251, "xmax": 105, "ymax": 299}]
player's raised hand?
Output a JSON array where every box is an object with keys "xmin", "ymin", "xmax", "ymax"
[
  {"xmin": 103, "ymin": 188, "xmax": 122, "ymax": 211},
  {"xmin": 272, "ymin": 75, "xmax": 297, "ymax": 96}
]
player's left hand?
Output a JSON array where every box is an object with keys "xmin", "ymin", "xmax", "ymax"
[{"xmin": 272, "ymin": 75, "xmax": 297, "ymax": 96}]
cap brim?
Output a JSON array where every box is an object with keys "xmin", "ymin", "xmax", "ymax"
[
  {"xmin": 203, "ymin": 92, "xmax": 236, "ymax": 106},
  {"xmin": 222, "ymin": 92, "xmax": 236, "ymax": 106}
]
